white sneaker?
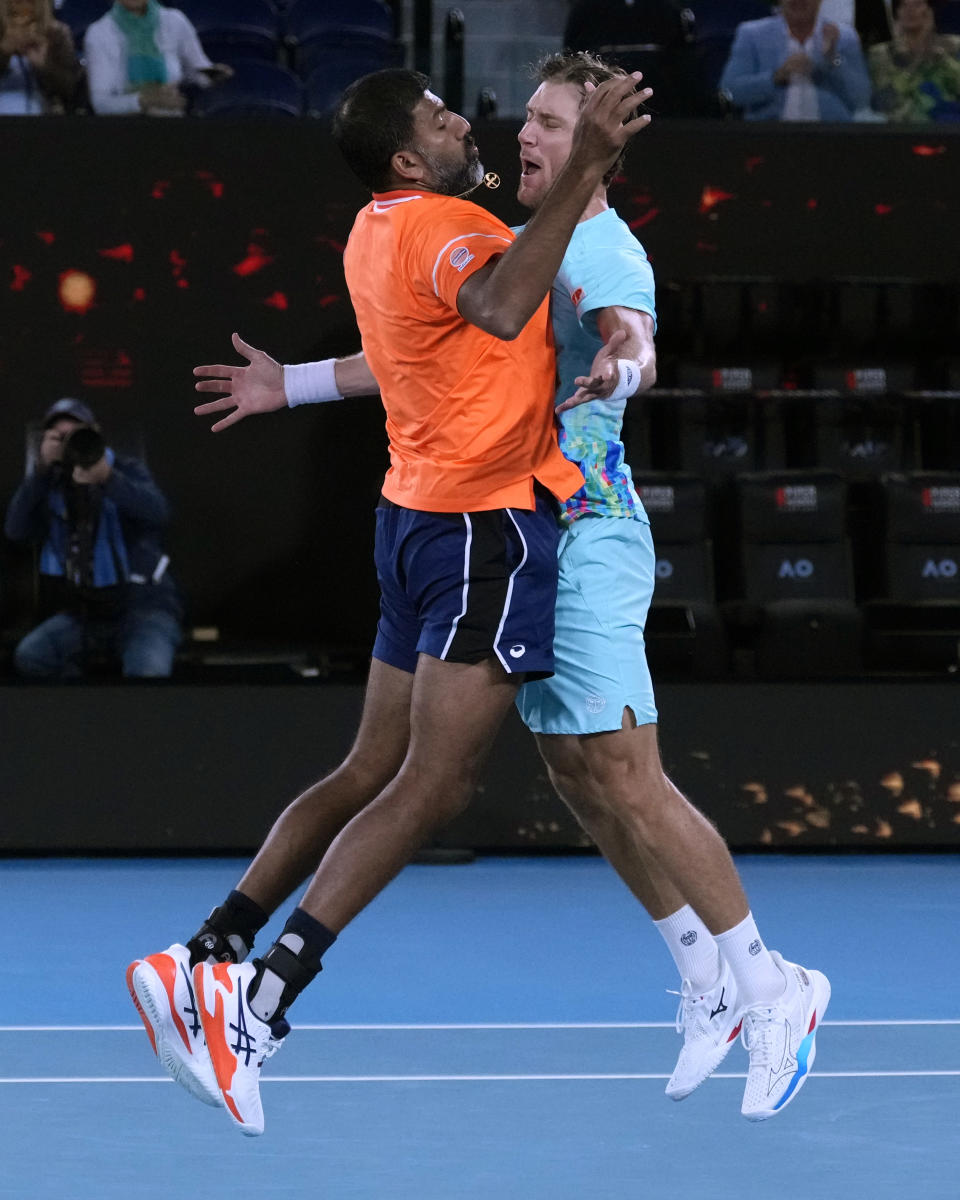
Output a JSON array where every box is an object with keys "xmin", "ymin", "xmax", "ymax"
[
  {"xmin": 740, "ymin": 951, "xmax": 831, "ymax": 1121},
  {"xmin": 193, "ymin": 960, "xmax": 288, "ymax": 1136},
  {"xmin": 665, "ymin": 957, "xmax": 743, "ymax": 1100},
  {"xmin": 126, "ymin": 944, "xmax": 222, "ymax": 1107}
]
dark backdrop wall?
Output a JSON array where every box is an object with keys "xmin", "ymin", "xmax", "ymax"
[{"xmin": 2, "ymin": 119, "xmax": 959, "ymax": 643}]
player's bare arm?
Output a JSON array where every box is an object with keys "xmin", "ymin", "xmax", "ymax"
[
  {"xmin": 193, "ymin": 333, "xmax": 378, "ymax": 432},
  {"xmin": 457, "ymin": 74, "xmax": 652, "ymax": 341},
  {"xmin": 557, "ymin": 308, "xmax": 656, "ymax": 413}
]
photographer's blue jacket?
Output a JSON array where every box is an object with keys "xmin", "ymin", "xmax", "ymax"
[{"xmin": 4, "ymin": 451, "xmax": 182, "ymax": 617}]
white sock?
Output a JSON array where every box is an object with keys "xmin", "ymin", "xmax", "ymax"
[
  {"xmin": 654, "ymin": 905, "xmax": 721, "ymax": 991},
  {"xmin": 714, "ymin": 912, "xmax": 785, "ymax": 1009}
]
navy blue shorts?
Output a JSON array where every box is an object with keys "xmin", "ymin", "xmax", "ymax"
[{"xmin": 372, "ymin": 493, "xmax": 561, "ymax": 678}]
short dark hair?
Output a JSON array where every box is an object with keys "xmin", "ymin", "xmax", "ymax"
[
  {"xmin": 892, "ymin": 0, "xmax": 936, "ymax": 17},
  {"xmin": 332, "ymin": 68, "xmax": 431, "ymax": 193},
  {"xmin": 533, "ymin": 51, "xmax": 635, "ymax": 187}
]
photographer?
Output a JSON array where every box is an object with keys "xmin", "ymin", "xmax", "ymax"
[{"xmin": 3, "ymin": 398, "xmax": 182, "ymax": 680}]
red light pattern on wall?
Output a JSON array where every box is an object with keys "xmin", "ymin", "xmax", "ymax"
[
  {"xmin": 699, "ymin": 186, "xmax": 736, "ymax": 215},
  {"xmin": 36, "ymin": 231, "xmax": 55, "ymax": 246},
  {"xmin": 233, "ymin": 243, "xmax": 274, "ymax": 277},
  {"xmin": 79, "ymin": 347, "xmax": 134, "ymax": 389},
  {"xmin": 195, "ymin": 170, "xmax": 224, "ymax": 199},
  {"xmin": 912, "ymin": 144, "xmax": 946, "ymax": 157},
  {"xmin": 99, "ymin": 244, "xmax": 135, "ymax": 262},
  {"xmin": 58, "ymin": 270, "xmax": 97, "ymax": 313},
  {"xmin": 264, "ymin": 291, "xmax": 288, "ymax": 310},
  {"xmin": 11, "ymin": 264, "xmax": 32, "ymax": 291},
  {"xmin": 169, "ymin": 249, "xmax": 189, "ymax": 289},
  {"xmin": 152, "ymin": 179, "xmax": 171, "ymax": 200}
]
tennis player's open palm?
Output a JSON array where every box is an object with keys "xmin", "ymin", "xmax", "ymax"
[{"xmin": 193, "ymin": 333, "xmax": 287, "ymax": 432}]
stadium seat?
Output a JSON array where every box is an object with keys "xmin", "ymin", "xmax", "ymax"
[
  {"xmin": 729, "ymin": 470, "xmax": 863, "ymax": 677},
  {"xmin": 178, "ymin": 0, "xmax": 281, "ymax": 64},
  {"xmin": 194, "ymin": 59, "xmax": 303, "ymax": 117},
  {"xmin": 864, "ymin": 472, "xmax": 960, "ymax": 671},
  {"xmin": 304, "ymin": 41, "xmax": 404, "ymax": 116},
  {"xmin": 634, "ymin": 472, "xmax": 728, "ymax": 678},
  {"xmin": 284, "ymin": 0, "xmax": 396, "ymax": 73}
]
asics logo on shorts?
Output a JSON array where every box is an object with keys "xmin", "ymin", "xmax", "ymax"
[{"xmin": 509, "ymin": 644, "xmax": 526, "ymax": 659}]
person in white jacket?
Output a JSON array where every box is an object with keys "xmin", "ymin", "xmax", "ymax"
[{"xmin": 84, "ymin": 0, "xmax": 230, "ymax": 115}]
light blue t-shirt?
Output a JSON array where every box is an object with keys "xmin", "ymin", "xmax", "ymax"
[{"xmin": 517, "ymin": 207, "xmax": 657, "ymax": 524}]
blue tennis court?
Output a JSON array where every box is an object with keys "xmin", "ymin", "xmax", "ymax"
[{"xmin": 2, "ymin": 854, "xmax": 957, "ymax": 1199}]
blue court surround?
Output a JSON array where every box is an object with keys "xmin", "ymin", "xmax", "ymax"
[{"xmin": 1, "ymin": 854, "xmax": 957, "ymax": 1199}]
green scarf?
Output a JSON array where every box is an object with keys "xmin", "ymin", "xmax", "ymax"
[{"xmin": 110, "ymin": 0, "xmax": 167, "ymax": 88}]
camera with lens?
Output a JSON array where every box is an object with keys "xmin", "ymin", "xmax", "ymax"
[{"xmin": 62, "ymin": 425, "xmax": 106, "ymax": 471}]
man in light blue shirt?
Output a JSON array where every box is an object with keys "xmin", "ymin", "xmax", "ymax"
[
  {"xmin": 721, "ymin": 0, "xmax": 871, "ymax": 120},
  {"xmin": 184, "ymin": 56, "xmax": 830, "ymax": 1124}
]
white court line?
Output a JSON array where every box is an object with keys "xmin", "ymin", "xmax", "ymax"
[
  {"xmin": 1, "ymin": 1070, "xmax": 959, "ymax": 1085},
  {"xmin": 1, "ymin": 1019, "xmax": 959, "ymax": 1032}
]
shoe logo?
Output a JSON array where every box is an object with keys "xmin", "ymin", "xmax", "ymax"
[
  {"xmin": 680, "ymin": 930, "xmax": 698, "ymax": 947},
  {"xmin": 709, "ymin": 987, "xmax": 728, "ymax": 1022},
  {"xmin": 230, "ymin": 988, "xmax": 258, "ymax": 1067},
  {"xmin": 767, "ymin": 1032, "xmax": 799, "ymax": 1096},
  {"xmin": 748, "ymin": 939, "xmax": 763, "ymax": 956},
  {"xmin": 200, "ymin": 934, "xmax": 216, "ymax": 951},
  {"xmin": 509, "ymin": 644, "xmax": 526, "ymax": 659},
  {"xmin": 179, "ymin": 962, "xmax": 202, "ymax": 1040}
]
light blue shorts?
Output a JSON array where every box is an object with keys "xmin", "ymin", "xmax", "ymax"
[{"xmin": 517, "ymin": 515, "xmax": 659, "ymax": 735}]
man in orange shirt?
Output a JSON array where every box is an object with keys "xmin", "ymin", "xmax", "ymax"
[{"xmin": 127, "ymin": 67, "xmax": 650, "ymax": 1135}]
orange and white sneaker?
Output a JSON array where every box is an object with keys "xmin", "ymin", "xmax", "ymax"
[
  {"xmin": 193, "ymin": 960, "xmax": 288, "ymax": 1137},
  {"xmin": 126, "ymin": 944, "xmax": 222, "ymax": 1107}
]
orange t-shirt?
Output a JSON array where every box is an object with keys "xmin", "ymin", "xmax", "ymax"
[{"xmin": 343, "ymin": 189, "xmax": 584, "ymax": 512}]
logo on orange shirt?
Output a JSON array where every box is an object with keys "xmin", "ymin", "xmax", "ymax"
[{"xmin": 449, "ymin": 246, "xmax": 475, "ymax": 272}]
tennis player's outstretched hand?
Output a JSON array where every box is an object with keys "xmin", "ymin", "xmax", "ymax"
[
  {"xmin": 570, "ymin": 72, "xmax": 652, "ymax": 174},
  {"xmin": 193, "ymin": 333, "xmax": 287, "ymax": 432},
  {"xmin": 557, "ymin": 330, "xmax": 629, "ymax": 413}
]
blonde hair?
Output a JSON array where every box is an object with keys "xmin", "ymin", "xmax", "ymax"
[{"xmin": 0, "ymin": 0, "xmax": 55, "ymax": 35}]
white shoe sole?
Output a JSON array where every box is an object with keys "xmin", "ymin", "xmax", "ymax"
[
  {"xmin": 665, "ymin": 1017, "xmax": 743, "ymax": 1101},
  {"xmin": 131, "ymin": 958, "xmax": 222, "ymax": 1108}
]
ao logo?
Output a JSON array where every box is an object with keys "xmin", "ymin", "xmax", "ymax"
[
  {"xmin": 778, "ymin": 558, "xmax": 814, "ymax": 579},
  {"xmin": 922, "ymin": 558, "xmax": 958, "ymax": 579},
  {"xmin": 655, "ymin": 559, "xmax": 674, "ymax": 579}
]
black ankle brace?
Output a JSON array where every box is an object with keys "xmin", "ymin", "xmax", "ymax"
[{"xmin": 247, "ymin": 941, "xmax": 321, "ymax": 1023}]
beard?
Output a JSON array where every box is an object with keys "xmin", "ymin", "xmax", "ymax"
[{"xmin": 416, "ymin": 143, "xmax": 484, "ymax": 197}]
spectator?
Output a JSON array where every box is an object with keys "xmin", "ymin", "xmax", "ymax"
[
  {"xmin": 0, "ymin": 0, "xmax": 80, "ymax": 113},
  {"xmin": 84, "ymin": 0, "xmax": 231, "ymax": 116},
  {"xmin": 4, "ymin": 398, "xmax": 183, "ymax": 680},
  {"xmin": 720, "ymin": 0, "xmax": 872, "ymax": 119},
  {"xmin": 869, "ymin": 0, "xmax": 960, "ymax": 121}
]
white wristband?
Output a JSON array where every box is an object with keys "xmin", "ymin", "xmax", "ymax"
[
  {"xmin": 608, "ymin": 359, "xmax": 642, "ymax": 403},
  {"xmin": 283, "ymin": 359, "xmax": 344, "ymax": 407}
]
